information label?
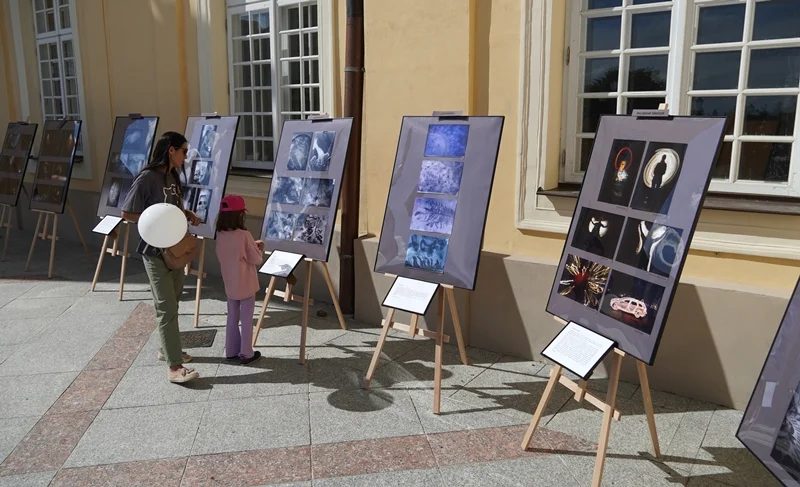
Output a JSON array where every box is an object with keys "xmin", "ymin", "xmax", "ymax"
[
  {"xmin": 92, "ymin": 215, "xmax": 123, "ymax": 235},
  {"xmin": 259, "ymin": 250, "xmax": 304, "ymax": 278},
  {"xmin": 542, "ymin": 322, "xmax": 615, "ymax": 379},
  {"xmin": 382, "ymin": 277, "xmax": 439, "ymax": 315}
]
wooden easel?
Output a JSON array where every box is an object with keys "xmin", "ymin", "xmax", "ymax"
[
  {"xmin": 90, "ymin": 220, "xmax": 132, "ymax": 299},
  {"xmin": 364, "ymin": 278, "xmax": 469, "ymax": 414},
  {"xmin": 252, "ymin": 258, "xmax": 347, "ymax": 364},
  {"xmin": 25, "ymin": 202, "xmax": 90, "ymax": 278},
  {"xmin": 185, "ymin": 236, "xmax": 208, "ymax": 328},
  {"xmin": 520, "ymin": 316, "xmax": 660, "ymax": 487},
  {"xmin": 0, "ymin": 204, "xmax": 14, "ymax": 261}
]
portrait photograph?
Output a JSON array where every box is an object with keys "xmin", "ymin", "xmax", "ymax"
[
  {"xmin": 570, "ymin": 207, "xmax": 625, "ymax": 260},
  {"xmin": 198, "ymin": 124, "xmax": 217, "ymax": 159},
  {"xmin": 417, "ymin": 159, "xmax": 464, "ymax": 195},
  {"xmin": 771, "ymin": 381, "xmax": 800, "ymax": 482},
  {"xmin": 194, "ymin": 189, "xmax": 212, "ymax": 223},
  {"xmin": 266, "ymin": 211, "xmax": 298, "ymax": 241},
  {"xmin": 597, "ymin": 139, "xmax": 647, "ymax": 207},
  {"xmin": 630, "ymin": 142, "xmax": 688, "ymax": 215},
  {"xmin": 271, "ymin": 177, "xmax": 303, "ymax": 206},
  {"xmin": 300, "ymin": 178, "xmax": 334, "ymax": 208},
  {"xmin": 405, "ymin": 233, "xmax": 449, "ymax": 274},
  {"xmin": 309, "ymin": 131, "xmax": 336, "ymax": 172},
  {"xmin": 292, "ymin": 213, "xmax": 328, "ymax": 245},
  {"xmin": 287, "ymin": 132, "xmax": 312, "ymax": 170},
  {"xmin": 557, "ymin": 254, "xmax": 610, "ymax": 311},
  {"xmin": 191, "ymin": 159, "xmax": 212, "ymax": 186},
  {"xmin": 616, "ymin": 218, "xmax": 684, "ymax": 278},
  {"xmin": 409, "ymin": 197, "xmax": 458, "ymax": 235},
  {"xmin": 424, "ymin": 124, "xmax": 469, "ymax": 158},
  {"xmin": 599, "ymin": 271, "xmax": 665, "ymax": 334}
]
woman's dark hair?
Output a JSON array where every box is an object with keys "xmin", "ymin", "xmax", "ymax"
[
  {"xmin": 141, "ymin": 131, "xmax": 188, "ymax": 199},
  {"xmin": 216, "ymin": 209, "xmax": 247, "ymax": 232}
]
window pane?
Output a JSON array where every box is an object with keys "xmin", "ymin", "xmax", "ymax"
[
  {"xmin": 35, "ymin": 0, "xmax": 44, "ymax": 11},
  {"xmin": 753, "ymin": 0, "xmax": 800, "ymax": 41},
  {"xmin": 54, "ymin": 98, "xmax": 63, "ymax": 115},
  {"xmin": 255, "ymin": 89, "xmax": 272, "ymax": 113},
  {"xmin": 304, "ymin": 5, "xmax": 318, "ymax": 28},
  {"xmin": 743, "ymin": 95, "xmax": 797, "ymax": 137},
  {"xmin": 242, "ymin": 115, "xmax": 253, "ymax": 137},
  {"xmin": 282, "ymin": 60, "xmax": 301, "ymax": 85},
  {"xmin": 303, "ymin": 32, "xmax": 319, "ymax": 56},
  {"xmin": 235, "ymin": 90, "xmax": 252, "ymax": 113},
  {"xmin": 711, "ymin": 141, "xmax": 733, "ymax": 180},
  {"xmin": 65, "ymin": 60, "xmax": 75, "ymax": 77},
  {"xmin": 42, "ymin": 80, "xmax": 52, "ymax": 96},
  {"xmin": 38, "ymin": 44, "xmax": 49, "ymax": 60},
  {"xmin": 579, "ymin": 138, "xmax": 594, "ymax": 172},
  {"xmin": 305, "ymin": 87, "xmax": 320, "ymax": 112},
  {"xmin": 628, "ymin": 55, "xmax": 667, "ymax": 91},
  {"xmin": 253, "ymin": 12, "xmax": 270, "ymax": 34},
  {"xmin": 693, "ymin": 51, "xmax": 741, "ymax": 90},
  {"xmin": 264, "ymin": 140, "xmax": 274, "ymax": 161},
  {"xmin": 59, "ymin": 6, "xmax": 70, "ymax": 30},
  {"xmin": 255, "ymin": 115, "xmax": 272, "ymax": 137},
  {"xmin": 632, "ymin": 0, "xmax": 667, "ymax": 3},
  {"xmin": 255, "ymin": 63, "xmax": 271, "ymax": 87},
  {"xmin": 253, "ymin": 37, "xmax": 270, "ymax": 61},
  {"xmin": 66, "ymin": 78, "xmax": 77, "ymax": 95},
  {"xmin": 697, "ymin": 4, "xmax": 745, "ymax": 45},
  {"xmin": 62, "ymin": 40, "xmax": 73, "ymax": 58},
  {"xmin": 45, "ymin": 0, "xmax": 53, "ymax": 9},
  {"xmin": 630, "ymin": 11, "xmax": 670, "ymax": 49},
  {"xmin": 282, "ymin": 33, "xmax": 300, "ymax": 57},
  {"xmin": 626, "ymin": 97, "xmax": 664, "ymax": 113},
  {"xmin": 286, "ymin": 6, "xmax": 300, "ymax": 30},
  {"xmin": 67, "ymin": 97, "xmax": 78, "ymax": 115},
  {"xmin": 40, "ymin": 62, "xmax": 51, "ymax": 79},
  {"xmin": 584, "ymin": 57, "xmax": 618, "ymax": 92},
  {"xmin": 747, "ymin": 48, "xmax": 800, "ymax": 89},
  {"xmin": 46, "ymin": 11, "xmax": 55, "ymax": 31},
  {"xmin": 586, "ymin": 16, "xmax": 621, "ymax": 52},
  {"xmin": 304, "ymin": 60, "xmax": 319, "ymax": 84},
  {"xmin": 738, "ymin": 142, "xmax": 791, "ymax": 182},
  {"xmin": 44, "ymin": 98, "xmax": 54, "ymax": 115},
  {"xmin": 582, "ymin": 98, "xmax": 616, "ymax": 132},
  {"xmin": 690, "ymin": 96, "xmax": 736, "ymax": 135},
  {"xmin": 36, "ymin": 12, "xmax": 47, "ymax": 33},
  {"xmin": 49, "ymin": 44, "xmax": 58, "ymax": 59},
  {"xmin": 242, "ymin": 140, "xmax": 255, "ymax": 161},
  {"xmin": 282, "ymin": 87, "xmax": 302, "ymax": 112},
  {"xmin": 50, "ymin": 61, "xmax": 59, "ymax": 78},
  {"xmin": 233, "ymin": 40, "xmax": 250, "ymax": 63},
  {"xmin": 587, "ymin": 0, "xmax": 620, "ymax": 8},
  {"xmin": 234, "ymin": 65, "xmax": 251, "ymax": 88},
  {"xmin": 233, "ymin": 14, "xmax": 250, "ymax": 37},
  {"xmin": 52, "ymin": 79, "xmax": 61, "ymax": 96}
]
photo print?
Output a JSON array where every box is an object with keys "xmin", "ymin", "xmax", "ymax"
[
  {"xmin": 0, "ymin": 177, "xmax": 17, "ymax": 196},
  {"xmin": 424, "ymin": 124, "xmax": 469, "ymax": 158},
  {"xmin": 266, "ymin": 211, "xmax": 298, "ymax": 240},
  {"xmin": 191, "ymin": 159, "xmax": 212, "ymax": 186},
  {"xmin": 771, "ymin": 381, "xmax": 800, "ymax": 482},
  {"xmin": 630, "ymin": 142, "xmax": 687, "ymax": 214},
  {"xmin": 0, "ymin": 155, "xmax": 16, "ymax": 174},
  {"xmin": 309, "ymin": 131, "xmax": 336, "ymax": 171},
  {"xmin": 108, "ymin": 152, "xmax": 127, "ymax": 175},
  {"xmin": 409, "ymin": 197, "xmax": 458, "ymax": 235},
  {"xmin": 616, "ymin": 218, "xmax": 684, "ymax": 278},
  {"xmin": 405, "ymin": 233, "xmax": 449, "ymax": 273},
  {"xmin": 49, "ymin": 162, "xmax": 69, "ymax": 183},
  {"xmin": 300, "ymin": 178, "xmax": 334, "ymax": 207},
  {"xmin": 598, "ymin": 139, "xmax": 647, "ymax": 207},
  {"xmin": 183, "ymin": 187, "xmax": 197, "ymax": 211},
  {"xmin": 198, "ymin": 124, "xmax": 217, "ymax": 158},
  {"xmin": 194, "ymin": 189, "xmax": 212, "ymax": 223},
  {"xmin": 271, "ymin": 177, "xmax": 303, "ymax": 206},
  {"xmin": 293, "ymin": 213, "xmax": 328, "ymax": 245},
  {"xmin": 2, "ymin": 130, "xmax": 32, "ymax": 152},
  {"xmin": 417, "ymin": 160, "xmax": 464, "ymax": 195},
  {"xmin": 41, "ymin": 129, "xmax": 75, "ymax": 158},
  {"xmin": 287, "ymin": 132, "xmax": 312, "ymax": 170},
  {"xmin": 570, "ymin": 208, "xmax": 625, "ymax": 260},
  {"xmin": 600, "ymin": 271, "xmax": 665, "ymax": 334},
  {"xmin": 107, "ymin": 178, "xmax": 125, "ymax": 208},
  {"xmin": 120, "ymin": 152, "xmax": 146, "ymax": 177},
  {"xmin": 36, "ymin": 162, "xmax": 52, "ymax": 182},
  {"xmin": 32, "ymin": 184, "xmax": 50, "ymax": 203},
  {"xmin": 557, "ymin": 254, "xmax": 610, "ymax": 311}
]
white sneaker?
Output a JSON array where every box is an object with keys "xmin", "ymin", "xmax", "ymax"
[{"xmin": 157, "ymin": 350, "xmax": 193, "ymax": 363}]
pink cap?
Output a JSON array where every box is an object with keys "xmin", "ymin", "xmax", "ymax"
[{"xmin": 220, "ymin": 194, "xmax": 247, "ymax": 212}]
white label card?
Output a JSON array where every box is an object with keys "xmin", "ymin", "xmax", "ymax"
[
  {"xmin": 259, "ymin": 250, "xmax": 304, "ymax": 278},
  {"xmin": 382, "ymin": 277, "xmax": 439, "ymax": 315},
  {"xmin": 92, "ymin": 215, "xmax": 123, "ymax": 235},
  {"xmin": 542, "ymin": 321, "xmax": 615, "ymax": 379}
]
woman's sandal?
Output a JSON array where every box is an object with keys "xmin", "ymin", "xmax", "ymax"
[
  {"xmin": 168, "ymin": 367, "xmax": 199, "ymax": 383},
  {"xmin": 240, "ymin": 351, "xmax": 262, "ymax": 365}
]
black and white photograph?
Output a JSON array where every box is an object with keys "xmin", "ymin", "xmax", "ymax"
[
  {"xmin": 616, "ymin": 218, "xmax": 684, "ymax": 278},
  {"xmin": 2, "ymin": 130, "xmax": 32, "ymax": 152},
  {"xmin": 50, "ymin": 162, "xmax": 69, "ymax": 183},
  {"xmin": 309, "ymin": 131, "xmax": 336, "ymax": 172},
  {"xmin": 404, "ymin": 233, "xmax": 449, "ymax": 273},
  {"xmin": 120, "ymin": 152, "xmax": 146, "ymax": 177},
  {"xmin": 287, "ymin": 132, "xmax": 312, "ymax": 170},
  {"xmin": 300, "ymin": 178, "xmax": 334, "ymax": 208},
  {"xmin": 191, "ymin": 159, "xmax": 212, "ymax": 186},
  {"xmin": 183, "ymin": 187, "xmax": 197, "ymax": 211},
  {"xmin": 570, "ymin": 208, "xmax": 625, "ymax": 260},
  {"xmin": 198, "ymin": 124, "xmax": 217, "ymax": 159},
  {"xmin": 409, "ymin": 197, "xmax": 458, "ymax": 235},
  {"xmin": 771, "ymin": 382, "xmax": 800, "ymax": 482},
  {"xmin": 107, "ymin": 178, "xmax": 125, "ymax": 208},
  {"xmin": 0, "ymin": 155, "xmax": 15, "ymax": 174},
  {"xmin": 292, "ymin": 213, "xmax": 328, "ymax": 245},
  {"xmin": 41, "ymin": 129, "xmax": 75, "ymax": 159},
  {"xmin": 599, "ymin": 271, "xmax": 665, "ymax": 335},
  {"xmin": 36, "ymin": 161, "xmax": 52, "ymax": 182},
  {"xmin": 597, "ymin": 139, "xmax": 646, "ymax": 207},
  {"xmin": 557, "ymin": 254, "xmax": 610, "ymax": 311},
  {"xmin": 266, "ymin": 211, "xmax": 299, "ymax": 241},
  {"xmin": 271, "ymin": 177, "xmax": 303, "ymax": 206},
  {"xmin": 194, "ymin": 189, "xmax": 212, "ymax": 223},
  {"xmin": 630, "ymin": 142, "xmax": 687, "ymax": 214},
  {"xmin": 32, "ymin": 184, "xmax": 51, "ymax": 203},
  {"xmin": 108, "ymin": 152, "xmax": 128, "ymax": 175},
  {"xmin": 417, "ymin": 159, "xmax": 464, "ymax": 195}
]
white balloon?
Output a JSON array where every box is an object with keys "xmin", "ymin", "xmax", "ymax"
[{"xmin": 138, "ymin": 203, "xmax": 187, "ymax": 248}]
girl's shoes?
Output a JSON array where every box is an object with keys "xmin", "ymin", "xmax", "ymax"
[{"xmin": 240, "ymin": 351, "xmax": 262, "ymax": 365}]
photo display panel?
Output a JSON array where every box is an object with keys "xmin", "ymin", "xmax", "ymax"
[
  {"xmin": 260, "ymin": 118, "xmax": 354, "ymax": 262},
  {"xmin": 30, "ymin": 120, "xmax": 82, "ymax": 214},
  {"xmin": 546, "ymin": 115, "xmax": 726, "ymax": 365},
  {"xmin": 738, "ymin": 277, "xmax": 800, "ymax": 486},
  {"xmin": 97, "ymin": 116, "xmax": 159, "ymax": 217},
  {"xmin": 180, "ymin": 116, "xmax": 239, "ymax": 239},
  {"xmin": 0, "ymin": 122, "xmax": 38, "ymax": 207},
  {"xmin": 374, "ymin": 116, "xmax": 504, "ymax": 290}
]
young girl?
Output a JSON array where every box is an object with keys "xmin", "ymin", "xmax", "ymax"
[{"xmin": 215, "ymin": 194, "xmax": 264, "ymax": 365}]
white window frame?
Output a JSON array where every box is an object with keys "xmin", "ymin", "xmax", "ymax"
[{"xmin": 562, "ymin": 0, "xmax": 800, "ymax": 197}]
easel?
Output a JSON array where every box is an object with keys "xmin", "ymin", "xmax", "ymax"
[
  {"xmin": 364, "ymin": 277, "xmax": 469, "ymax": 414},
  {"xmin": 186, "ymin": 236, "xmax": 208, "ymax": 328},
  {"xmin": 90, "ymin": 220, "xmax": 132, "ymax": 299},
  {"xmin": 25, "ymin": 201, "xmax": 90, "ymax": 278},
  {"xmin": 520, "ymin": 317, "xmax": 660, "ymax": 486},
  {"xmin": 252, "ymin": 257, "xmax": 347, "ymax": 364},
  {"xmin": 0, "ymin": 204, "xmax": 15, "ymax": 261}
]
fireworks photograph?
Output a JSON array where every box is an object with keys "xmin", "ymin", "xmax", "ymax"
[{"xmin": 557, "ymin": 254, "xmax": 610, "ymax": 310}]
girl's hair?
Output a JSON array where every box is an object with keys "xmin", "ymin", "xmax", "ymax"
[
  {"xmin": 140, "ymin": 131, "xmax": 187, "ymax": 200},
  {"xmin": 216, "ymin": 209, "xmax": 247, "ymax": 232}
]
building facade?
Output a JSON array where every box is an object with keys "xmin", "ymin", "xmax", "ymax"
[{"xmin": 1, "ymin": 0, "xmax": 799, "ymax": 409}]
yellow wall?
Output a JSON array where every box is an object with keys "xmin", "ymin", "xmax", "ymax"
[{"xmin": 0, "ymin": 2, "xmax": 18, "ymax": 128}]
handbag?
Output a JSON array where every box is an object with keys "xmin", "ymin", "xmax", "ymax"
[{"xmin": 162, "ymin": 232, "xmax": 200, "ymax": 270}]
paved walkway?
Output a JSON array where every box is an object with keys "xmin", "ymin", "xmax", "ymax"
[{"xmin": 0, "ymin": 232, "xmax": 781, "ymax": 486}]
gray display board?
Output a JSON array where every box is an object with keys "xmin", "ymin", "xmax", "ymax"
[
  {"xmin": 97, "ymin": 116, "xmax": 159, "ymax": 218},
  {"xmin": 546, "ymin": 115, "xmax": 726, "ymax": 365},
  {"xmin": 259, "ymin": 118, "xmax": 353, "ymax": 262},
  {"xmin": 374, "ymin": 116, "xmax": 504, "ymax": 290},
  {"xmin": 180, "ymin": 116, "xmax": 239, "ymax": 239},
  {"xmin": 738, "ymin": 277, "xmax": 800, "ymax": 486},
  {"xmin": 0, "ymin": 122, "xmax": 38, "ymax": 206},
  {"xmin": 30, "ymin": 120, "xmax": 82, "ymax": 214}
]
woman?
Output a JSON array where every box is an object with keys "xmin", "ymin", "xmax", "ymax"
[{"xmin": 121, "ymin": 131, "xmax": 202, "ymax": 383}]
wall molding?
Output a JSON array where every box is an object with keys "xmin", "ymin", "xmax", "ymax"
[{"xmin": 196, "ymin": 0, "xmax": 214, "ymax": 113}]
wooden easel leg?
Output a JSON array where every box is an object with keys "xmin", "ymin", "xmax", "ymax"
[
  {"xmin": 252, "ymin": 276, "xmax": 277, "ymax": 347},
  {"xmin": 433, "ymin": 288, "xmax": 446, "ymax": 414},
  {"xmin": 193, "ymin": 239, "xmax": 207, "ymax": 328},
  {"xmin": 1, "ymin": 206, "xmax": 11, "ymax": 262},
  {"xmin": 25, "ymin": 213, "xmax": 44, "ymax": 271},
  {"xmin": 444, "ymin": 287, "xmax": 469, "ymax": 366},
  {"xmin": 407, "ymin": 314, "xmax": 419, "ymax": 338},
  {"xmin": 521, "ymin": 365, "xmax": 563, "ymax": 450},
  {"xmin": 636, "ymin": 360, "xmax": 661, "ymax": 457},
  {"xmin": 364, "ymin": 307, "xmax": 395, "ymax": 389},
  {"xmin": 118, "ymin": 223, "xmax": 130, "ymax": 301},
  {"xmin": 592, "ymin": 351, "xmax": 624, "ymax": 487},
  {"xmin": 67, "ymin": 202, "xmax": 90, "ymax": 261},
  {"xmin": 90, "ymin": 235, "xmax": 110, "ymax": 291},
  {"xmin": 298, "ymin": 259, "xmax": 312, "ymax": 365},
  {"xmin": 321, "ymin": 262, "xmax": 347, "ymax": 330},
  {"xmin": 48, "ymin": 215, "xmax": 58, "ymax": 279}
]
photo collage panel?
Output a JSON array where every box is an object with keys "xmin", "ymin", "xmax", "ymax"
[
  {"xmin": 182, "ymin": 123, "xmax": 218, "ymax": 224},
  {"xmin": 0, "ymin": 124, "xmax": 37, "ymax": 204},
  {"xmin": 104, "ymin": 118, "xmax": 158, "ymax": 210},
  {"xmin": 0, "ymin": 155, "xmax": 26, "ymax": 200},
  {"xmin": 402, "ymin": 123, "xmax": 469, "ymax": 274}
]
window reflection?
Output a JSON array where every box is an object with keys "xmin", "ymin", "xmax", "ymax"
[
  {"xmin": 739, "ymin": 142, "xmax": 791, "ymax": 183},
  {"xmin": 743, "ymin": 96, "xmax": 797, "ymax": 137},
  {"xmin": 587, "ymin": 16, "xmax": 621, "ymax": 51},
  {"xmin": 584, "ymin": 58, "xmax": 619, "ymax": 92},
  {"xmin": 630, "ymin": 11, "xmax": 670, "ymax": 48},
  {"xmin": 691, "ymin": 97, "xmax": 736, "ymax": 136},
  {"xmin": 693, "ymin": 51, "xmax": 741, "ymax": 90},
  {"xmin": 753, "ymin": 0, "xmax": 800, "ymax": 41},
  {"xmin": 628, "ymin": 55, "xmax": 668, "ymax": 91},
  {"xmin": 748, "ymin": 48, "xmax": 800, "ymax": 89},
  {"xmin": 696, "ymin": 4, "xmax": 745, "ymax": 45}
]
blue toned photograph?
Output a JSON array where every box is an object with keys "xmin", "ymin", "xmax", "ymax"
[
  {"xmin": 309, "ymin": 131, "xmax": 336, "ymax": 171},
  {"xmin": 300, "ymin": 178, "xmax": 334, "ymax": 208},
  {"xmin": 423, "ymin": 124, "xmax": 469, "ymax": 158},
  {"xmin": 266, "ymin": 211, "xmax": 298, "ymax": 240},
  {"xmin": 409, "ymin": 197, "xmax": 458, "ymax": 235},
  {"xmin": 293, "ymin": 213, "xmax": 328, "ymax": 245},
  {"xmin": 271, "ymin": 177, "xmax": 303, "ymax": 205},
  {"xmin": 405, "ymin": 234, "xmax": 449, "ymax": 273},
  {"xmin": 417, "ymin": 159, "xmax": 464, "ymax": 195},
  {"xmin": 198, "ymin": 124, "xmax": 217, "ymax": 158},
  {"xmin": 287, "ymin": 132, "xmax": 312, "ymax": 170}
]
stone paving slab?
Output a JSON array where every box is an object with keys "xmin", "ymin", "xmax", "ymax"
[{"xmin": 0, "ymin": 371, "xmax": 78, "ymax": 419}]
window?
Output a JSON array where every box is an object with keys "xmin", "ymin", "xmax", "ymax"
[
  {"xmin": 564, "ymin": 0, "xmax": 800, "ymax": 197},
  {"xmin": 227, "ymin": 0, "xmax": 323, "ymax": 170},
  {"xmin": 32, "ymin": 0, "xmax": 84, "ymax": 155}
]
